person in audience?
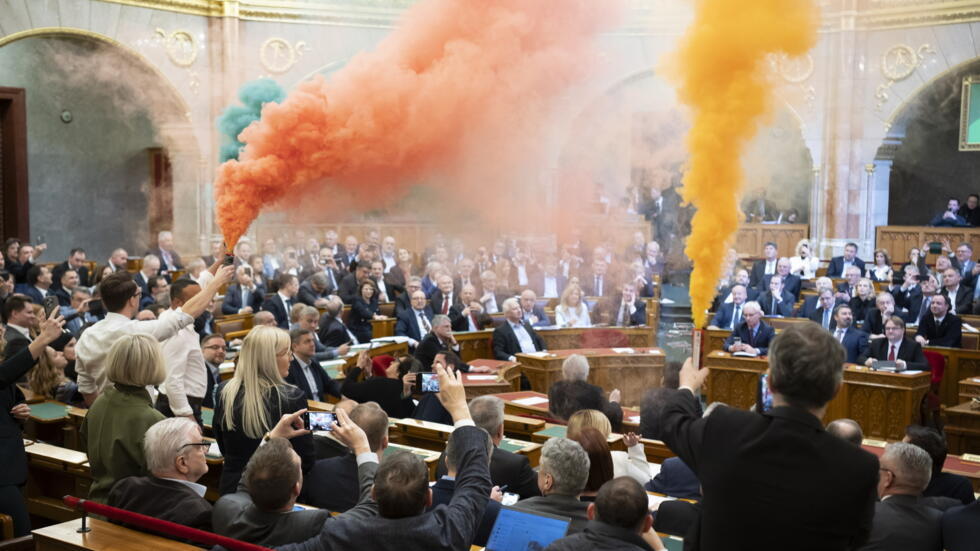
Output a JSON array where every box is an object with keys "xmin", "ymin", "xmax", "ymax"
[
  {"xmin": 3, "ymin": 295, "xmax": 36, "ymax": 359},
  {"xmin": 2, "ymin": 238, "xmax": 19, "ymax": 268},
  {"xmin": 335, "ymin": 235, "xmax": 360, "ymax": 272},
  {"xmin": 749, "ymin": 242, "xmax": 779, "ymax": 289},
  {"xmin": 303, "ymin": 402, "xmax": 389, "ymax": 512},
  {"xmin": 959, "ymin": 193, "xmax": 980, "ymax": 226},
  {"xmin": 836, "ymin": 265, "xmax": 863, "ymax": 303},
  {"xmin": 430, "ymin": 273, "xmax": 457, "ymax": 317},
  {"xmin": 789, "ymin": 239, "xmax": 820, "ymax": 280},
  {"xmin": 493, "ymin": 297, "xmax": 546, "ymax": 362},
  {"xmin": 903, "ymin": 425, "xmax": 975, "ymax": 505},
  {"xmin": 107, "ymin": 417, "xmax": 212, "ymax": 530},
  {"xmin": 75, "ymin": 267, "xmax": 232, "ymax": 406},
  {"xmin": 723, "ymin": 301, "xmax": 774, "ymax": 356},
  {"xmin": 133, "ymin": 254, "xmax": 160, "ymax": 296},
  {"xmin": 61, "ymin": 288, "xmax": 97, "ymax": 337},
  {"xmin": 625, "ymin": 260, "xmax": 655, "ymax": 298},
  {"xmin": 860, "ymin": 315, "xmax": 929, "ymax": 371},
  {"xmin": 318, "ymin": 295, "xmax": 360, "ymax": 347},
  {"xmin": 274, "ymin": 363, "xmax": 491, "ymax": 551},
  {"xmin": 106, "ymin": 248, "xmax": 129, "ymax": 273},
  {"xmin": 826, "ymin": 418, "xmax": 864, "ymax": 446},
  {"xmin": 202, "ymin": 239, "xmax": 224, "ymax": 267},
  {"xmin": 0, "ymin": 270, "xmax": 14, "ymax": 310},
  {"xmin": 213, "ymin": 325, "xmax": 314, "ymax": 495},
  {"xmin": 929, "ymin": 197, "xmax": 968, "ymax": 227},
  {"xmin": 808, "ymin": 289, "xmax": 839, "ymax": 330},
  {"xmin": 713, "ymin": 269, "xmax": 758, "ymax": 312},
  {"xmin": 861, "ymin": 442, "xmax": 947, "ymax": 550},
  {"xmin": 368, "ymin": 260, "xmax": 393, "ymax": 303},
  {"xmin": 380, "ymin": 236, "xmax": 397, "ymax": 273},
  {"xmin": 0, "ymin": 314, "xmax": 63, "ymax": 536},
  {"xmin": 848, "ymin": 277, "xmax": 877, "ymax": 325},
  {"xmin": 555, "ymin": 283, "xmax": 592, "ymax": 328},
  {"xmin": 581, "ymin": 258, "xmax": 612, "ymax": 298},
  {"xmin": 453, "ymin": 283, "xmax": 489, "ymax": 332},
  {"xmin": 295, "ymin": 305, "xmax": 347, "ymax": 362},
  {"xmin": 285, "ymin": 328, "xmax": 341, "ymax": 402},
  {"xmin": 757, "ymin": 274, "xmax": 794, "ymax": 317},
  {"xmin": 864, "ymin": 291, "xmax": 905, "ymax": 338},
  {"xmin": 512, "ymin": 437, "xmax": 591, "ymax": 534},
  {"xmin": 933, "ymin": 255, "xmax": 952, "ymax": 287},
  {"xmin": 224, "ymin": 265, "xmax": 265, "ymax": 315},
  {"xmin": 414, "ymin": 314, "xmax": 487, "ymax": 373},
  {"xmin": 214, "ymin": 408, "xmax": 379, "ymax": 546},
  {"xmin": 946, "ymin": 241, "xmax": 979, "ymax": 289},
  {"xmin": 201, "ymin": 333, "xmax": 225, "ymax": 409},
  {"xmin": 761, "ymin": 258, "xmax": 801, "ymax": 301},
  {"xmin": 261, "ymin": 239, "xmax": 282, "ymax": 278},
  {"xmin": 940, "ymin": 268, "xmax": 972, "ymax": 315},
  {"xmin": 709, "ymin": 284, "xmax": 746, "ymax": 330},
  {"xmin": 900, "ymin": 247, "xmax": 929, "ymax": 279},
  {"xmin": 394, "ymin": 276, "xmax": 422, "ymax": 315},
  {"xmin": 388, "ymin": 248, "xmax": 418, "ymax": 292},
  {"xmin": 548, "ymin": 355, "xmax": 623, "ymax": 427},
  {"xmin": 866, "ymin": 248, "xmax": 894, "ymax": 283},
  {"xmin": 262, "ymin": 273, "xmax": 299, "ymax": 330},
  {"xmin": 913, "ymin": 274, "xmax": 940, "ymax": 324},
  {"xmin": 479, "ymin": 270, "xmax": 507, "ymax": 314},
  {"xmin": 19, "ymin": 264, "xmax": 52, "ymax": 305},
  {"xmin": 27, "ymin": 333, "xmax": 75, "ymax": 403},
  {"xmin": 914, "ymin": 293, "xmax": 962, "ymax": 348},
  {"xmin": 142, "ymin": 275, "xmax": 170, "ymax": 309},
  {"xmin": 81, "ymin": 334, "xmax": 169, "ymax": 503},
  {"xmin": 52, "ymin": 247, "xmax": 89, "ymax": 289},
  {"xmin": 341, "ymin": 353, "xmax": 417, "ymax": 418},
  {"xmin": 8, "ymin": 243, "xmax": 43, "ymax": 285},
  {"xmin": 395, "ymin": 289, "xmax": 433, "ymax": 347},
  {"xmin": 661, "ymin": 324, "xmax": 880, "ymax": 549},
  {"xmin": 828, "ymin": 304, "xmax": 870, "ymax": 364},
  {"xmin": 942, "ymin": 498, "xmax": 980, "ymax": 551},
  {"xmin": 828, "ymin": 242, "xmax": 867, "ymax": 278},
  {"xmin": 596, "ymin": 281, "xmax": 646, "ymax": 327},
  {"xmin": 253, "ymin": 310, "xmax": 278, "ymax": 327},
  {"xmin": 494, "ymin": 257, "xmax": 517, "ymax": 296},
  {"xmin": 890, "ymin": 264, "xmax": 924, "ymax": 318},
  {"xmin": 248, "ymin": 254, "xmax": 268, "ymax": 289},
  {"xmin": 571, "ymin": 428, "xmax": 614, "ymax": 502},
  {"xmin": 156, "ymin": 279, "xmax": 212, "ymax": 424},
  {"xmin": 349, "ymin": 279, "xmax": 381, "ymax": 344},
  {"xmin": 545, "ymin": 476, "xmax": 665, "ymax": 551},
  {"xmin": 338, "ymin": 262, "xmax": 372, "ymax": 305},
  {"xmin": 567, "ymin": 409, "xmax": 649, "ymax": 484},
  {"xmin": 518, "ymin": 289, "xmax": 550, "ymax": 327},
  {"xmin": 531, "ymin": 255, "xmax": 566, "ymax": 298}
]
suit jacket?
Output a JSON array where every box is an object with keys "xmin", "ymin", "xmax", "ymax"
[
  {"xmin": 748, "ymin": 259, "xmax": 775, "ymax": 289},
  {"xmin": 52, "ymin": 260, "xmax": 90, "ymax": 289},
  {"xmin": 428, "ymin": 477, "xmax": 501, "ymax": 548},
  {"xmin": 925, "ymin": 471, "xmax": 976, "ymax": 505},
  {"xmin": 857, "ymin": 337, "xmax": 929, "ymax": 371},
  {"xmin": 222, "ymin": 283, "xmax": 265, "ymax": 315},
  {"xmin": 827, "ymin": 256, "xmax": 866, "ymax": 278},
  {"xmin": 273, "ymin": 425, "xmax": 491, "ymax": 551},
  {"xmin": 547, "ymin": 380, "xmax": 622, "ymax": 427},
  {"xmin": 808, "ymin": 306, "xmax": 838, "ymax": 330},
  {"xmin": 443, "ymin": 445, "xmax": 540, "ymax": 501},
  {"xmin": 414, "ymin": 333, "xmax": 468, "ymax": 372},
  {"xmin": 203, "ymin": 361, "xmax": 221, "ymax": 409},
  {"xmin": 835, "ymin": 327, "xmax": 870, "ymax": 364},
  {"xmin": 340, "ymin": 367, "xmax": 416, "ymax": 419},
  {"xmin": 861, "ymin": 494, "xmax": 944, "ymax": 551},
  {"xmin": 337, "ymin": 273, "xmax": 361, "ymax": 304},
  {"xmin": 941, "ymin": 286, "xmax": 974, "ymax": 316},
  {"xmin": 645, "ymin": 457, "xmax": 700, "ymax": 500},
  {"xmin": 3, "ymin": 330, "xmax": 31, "ymax": 361},
  {"xmin": 863, "ymin": 309, "xmax": 908, "ymax": 336},
  {"xmin": 949, "ymin": 256, "xmax": 979, "ymax": 289},
  {"xmin": 761, "ymin": 273, "xmax": 802, "ymax": 300},
  {"xmin": 214, "ymin": 457, "xmax": 378, "ymax": 546},
  {"xmin": 492, "ymin": 321, "xmax": 545, "ymax": 361},
  {"xmin": 522, "ymin": 304, "xmax": 552, "ymax": 328},
  {"xmin": 544, "ymin": 519, "xmax": 655, "ymax": 551},
  {"xmin": 20, "ymin": 285, "xmax": 48, "ymax": 306},
  {"xmin": 261, "ymin": 294, "xmax": 293, "ymax": 330},
  {"xmin": 723, "ymin": 321, "xmax": 776, "ymax": 355},
  {"xmin": 297, "ymin": 281, "xmax": 331, "ymax": 308},
  {"xmin": 394, "ymin": 291, "xmax": 414, "ymax": 317},
  {"xmin": 915, "ymin": 313, "xmax": 962, "ymax": 348},
  {"xmin": 511, "ymin": 494, "xmax": 590, "ymax": 535},
  {"xmin": 597, "ymin": 297, "xmax": 645, "ymax": 327},
  {"xmin": 51, "ymin": 286, "xmax": 71, "ymax": 307},
  {"xmin": 318, "ymin": 314, "xmax": 355, "ymax": 348},
  {"xmin": 285, "ymin": 357, "xmax": 341, "ymax": 402},
  {"xmin": 710, "ymin": 302, "xmax": 745, "ymax": 330},
  {"xmin": 942, "ymin": 500, "xmax": 980, "ymax": 551},
  {"xmin": 891, "ymin": 284, "xmax": 923, "ymax": 317},
  {"xmin": 530, "ymin": 273, "xmax": 567, "ymax": 298},
  {"xmin": 429, "ymin": 289, "xmax": 459, "ymax": 317},
  {"xmin": 107, "ymin": 476, "xmax": 212, "ymax": 531},
  {"xmin": 395, "ymin": 307, "xmax": 433, "ymax": 343},
  {"xmin": 757, "ymin": 290, "xmax": 794, "ymax": 317},
  {"xmin": 580, "ymin": 273, "xmax": 613, "ymax": 297},
  {"xmin": 302, "ymin": 453, "xmax": 361, "ymax": 513},
  {"xmin": 0, "ymin": 349, "xmax": 38, "ymax": 486},
  {"xmin": 660, "ymin": 390, "xmax": 879, "ymax": 551},
  {"xmin": 150, "ymin": 247, "xmax": 183, "ymax": 273},
  {"xmin": 712, "ymin": 285, "xmax": 759, "ymax": 312}
]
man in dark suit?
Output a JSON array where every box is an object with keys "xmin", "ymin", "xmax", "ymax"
[
  {"xmin": 394, "ymin": 277, "xmax": 423, "ymax": 316},
  {"xmin": 285, "ymin": 329, "xmax": 340, "ymax": 402},
  {"xmin": 2, "ymin": 295, "xmax": 36, "ymax": 359},
  {"xmin": 493, "ymin": 297, "xmax": 546, "ymax": 362},
  {"xmin": 334, "ymin": 235, "xmax": 360, "ymax": 273},
  {"xmin": 581, "ymin": 258, "xmax": 612, "ymax": 298},
  {"xmin": 761, "ymin": 258, "xmax": 801, "ymax": 301},
  {"xmin": 661, "ymin": 323, "xmax": 879, "ymax": 550},
  {"xmin": 904, "ymin": 425, "xmax": 976, "ymax": 505},
  {"xmin": 861, "ymin": 443, "xmax": 946, "ymax": 550},
  {"xmin": 798, "ymin": 278, "xmax": 836, "ymax": 319},
  {"xmin": 428, "ymin": 429, "xmax": 501, "ymax": 548},
  {"xmin": 51, "ymin": 248, "xmax": 91, "ymax": 289},
  {"xmin": 511, "ymin": 437, "xmax": 590, "ymax": 534},
  {"xmin": 337, "ymin": 264, "xmax": 370, "ymax": 305},
  {"xmin": 645, "ymin": 456, "xmax": 700, "ymax": 500},
  {"xmin": 808, "ymin": 289, "xmax": 838, "ymax": 330},
  {"xmin": 261, "ymin": 273, "xmax": 298, "ymax": 330},
  {"xmin": 947, "ymin": 241, "xmax": 979, "ymax": 289},
  {"xmin": 107, "ymin": 417, "xmax": 212, "ymax": 531},
  {"xmin": 830, "ymin": 304, "xmax": 869, "ymax": 364},
  {"xmin": 530, "ymin": 256, "xmax": 566, "ymax": 299},
  {"xmin": 149, "ymin": 230, "xmax": 183, "ymax": 278},
  {"xmin": 713, "ymin": 269, "xmax": 758, "ymax": 312},
  {"xmin": 478, "ymin": 271, "xmax": 509, "ymax": 315},
  {"xmin": 914, "ymin": 293, "xmax": 962, "ymax": 348},
  {"xmin": 826, "ymin": 242, "xmax": 867, "ymax": 278},
  {"xmin": 595, "ymin": 282, "xmax": 646, "ymax": 327},
  {"xmin": 518, "ymin": 289, "xmax": 551, "ymax": 327},
  {"xmin": 274, "ymin": 365, "xmax": 492, "ymax": 551},
  {"xmin": 942, "ymin": 500, "xmax": 980, "ymax": 551},
  {"xmin": 757, "ymin": 275, "xmax": 794, "ymax": 317},
  {"xmin": 451, "ymin": 284, "xmax": 487, "ymax": 333},
  {"xmin": 318, "ymin": 296, "xmax": 359, "ymax": 347},
  {"xmin": 19, "ymin": 265, "xmax": 53, "ymax": 307},
  {"xmin": 722, "ymin": 301, "xmax": 775, "ymax": 356},
  {"xmin": 133, "ymin": 254, "xmax": 160, "ymax": 296},
  {"xmin": 940, "ymin": 268, "xmax": 973, "ymax": 316},
  {"xmin": 212, "ymin": 409, "xmax": 379, "ymax": 546},
  {"xmin": 303, "ymin": 403, "xmax": 388, "ymax": 513},
  {"xmin": 859, "ymin": 315, "xmax": 929, "ymax": 371},
  {"xmin": 748, "ymin": 242, "xmax": 779, "ymax": 289},
  {"xmin": 200, "ymin": 334, "xmax": 225, "ymax": 409},
  {"xmin": 835, "ymin": 265, "xmax": 864, "ymax": 302},
  {"xmin": 395, "ymin": 290, "xmax": 433, "ymax": 347},
  {"xmin": 222, "ymin": 265, "xmax": 265, "ymax": 315},
  {"xmin": 296, "ymin": 273, "xmax": 332, "ymax": 309},
  {"xmin": 51, "ymin": 269, "xmax": 77, "ymax": 307},
  {"xmin": 429, "ymin": 274, "xmax": 458, "ymax": 318},
  {"xmin": 890, "ymin": 265, "xmax": 924, "ymax": 318},
  {"xmin": 709, "ymin": 284, "xmax": 747, "ymax": 330}
]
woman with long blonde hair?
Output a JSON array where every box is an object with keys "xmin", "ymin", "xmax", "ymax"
[
  {"xmin": 554, "ymin": 284, "xmax": 592, "ymax": 328},
  {"xmin": 567, "ymin": 409, "xmax": 651, "ymax": 484},
  {"xmin": 213, "ymin": 325, "xmax": 313, "ymax": 495}
]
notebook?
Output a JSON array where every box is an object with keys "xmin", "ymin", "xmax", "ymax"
[{"xmin": 485, "ymin": 506, "xmax": 571, "ymax": 550}]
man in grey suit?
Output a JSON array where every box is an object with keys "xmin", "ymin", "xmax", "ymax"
[
  {"xmin": 511, "ymin": 437, "xmax": 591, "ymax": 534},
  {"xmin": 273, "ymin": 364, "xmax": 493, "ymax": 551},
  {"xmin": 212, "ymin": 408, "xmax": 379, "ymax": 546}
]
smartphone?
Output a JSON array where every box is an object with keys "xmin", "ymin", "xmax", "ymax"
[
  {"xmin": 305, "ymin": 411, "xmax": 337, "ymax": 431},
  {"xmin": 222, "ymin": 253, "xmax": 235, "ymax": 266},
  {"xmin": 242, "ymin": 266, "xmax": 252, "ymax": 278},
  {"xmin": 43, "ymin": 295, "xmax": 60, "ymax": 319},
  {"xmin": 756, "ymin": 373, "xmax": 773, "ymax": 413},
  {"xmin": 35, "ymin": 235, "xmax": 45, "ymax": 246},
  {"xmin": 501, "ymin": 492, "xmax": 519, "ymax": 506},
  {"xmin": 416, "ymin": 372, "xmax": 440, "ymax": 393}
]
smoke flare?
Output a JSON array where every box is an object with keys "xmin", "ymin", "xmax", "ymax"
[
  {"xmin": 216, "ymin": 79, "xmax": 286, "ymax": 162},
  {"xmin": 214, "ymin": 0, "xmax": 623, "ymax": 248},
  {"xmin": 665, "ymin": 0, "xmax": 818, "ymax": 327}
]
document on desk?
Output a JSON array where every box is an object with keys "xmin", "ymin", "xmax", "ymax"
[
  {"xmin": 612, "ymin": 347, "xmax": 635, "ymax": 354},
  {"xmin": 902, "ymin": 370, "xmax": 923, "ymax": 375},
  {"xmin": 628, "ymin": 415, "xmax": 641, "ymax": 423},
  {"xmin": 512, "ymin": 396, "xmax": 549, "ymax": 406},
  {"xmin": 524, "ymin": 351, "xmax": 550, "ymax": 358},
  {"xmin": 647, "ymin": 494, "xmax": 676, "ymax": 511},
  {"xmin": 466, "ymin": 375, "xmax": 499, "ymax": 381}
]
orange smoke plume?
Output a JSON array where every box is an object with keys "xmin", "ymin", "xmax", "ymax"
[
  {"xmin": 664, "ymin": 0, "xmax": 818, "ymax": 327},
  {"xmin": 214, "ymin": 0, "xmax": 624, "ymax": 248}
]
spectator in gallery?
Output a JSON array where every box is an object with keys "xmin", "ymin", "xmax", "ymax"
[
  {"xmin": 958, "ymin": 193, "xmax": 980, "ymax": 226},
  {"xmin": 929, "ymin": 197, "xmax": 969, "ymax": 227}
]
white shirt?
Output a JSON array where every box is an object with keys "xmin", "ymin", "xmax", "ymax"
[
  {"xmin": 158, "ymin": 307, "xmax": 208, "ymax": 416},
  {"xmin": 294, "ymin": 354, "xmax": 319, "ymax": 397},
  {"xmin": 483, "ymin": 294, "xmax": 499, "ymax": 314},
  {"xmin": 510, "ymin": 322, "xmax": 538, "ymax": 354},
  {"xmin": 376, "ymin": 279, "xmax": 390, "ymax": 302},
  {"xmin": 382, "ymin": 253, "xmax": 396, "ymax": 273},
  {"xmin": 34, "ymin": 286, "xmax": 49, "ymax": 298},
  {"xmin": 76, "ymin": 310, "xmax": 193, "ymax": 395},
  {"xmin": 516, "ymin": 264, "xmax": 529, "ymax": 286},
  {"xmin": 886, "ymin": 339, "xmax": 902, "ymax": 359},
  {"xmin": 555, "ymin": 304, "xmax": 592, "ymax": 328},
  {"xmin": 542, "ymin": 276, "xmax": 558, "ymax": 298},
  {"xmin": 946, "ymin": 287, "xmax": 960, "ymax": 314},
  {"xmin": 764, "ymin": 259, "xmax": 776, "ymax": 275}
]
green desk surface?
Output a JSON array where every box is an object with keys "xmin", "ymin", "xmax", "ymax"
[
  {"xmin": 385, "ymin": 444, "xmax": 434, "ymax": 459},
  {"xmin": 534, "ymin": 425, "xmax": 567, "ymax": 438},
  {"xmin": 661, "ymin": 535, "xmax": 683, "ymax": 551},
  {"xmin": 29, "ymin": 401, "xmax": 69, "ymax": 421},
  {"xmin": 499, "ymin": 439, "xmax": 530, "ymax": 453},
  {"xmin": 201, "ymin": 408, "xmax": 214, "ymax": 428},
  {"xmin": 324, "ymin": 366, "xmax": 342, "ymax": 379}
]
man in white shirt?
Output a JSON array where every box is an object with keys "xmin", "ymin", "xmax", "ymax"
[
  {"xmin": 156, "ymin": 279, "xmax": 212, "ymax": 424},
  {"xmin": 380, "ymin": 236, "xmax": 397, "ymax": 273},
  {"xmin": 75, "ymin": 265, "xmax": 234, "ymax": 406},
  {"xmin": 479, "ymin": 271, "xmax": 502, "ymax": 314},
  {"xmin": 493, "ymin": 298, "xmax": 545, "ymax": 363},
  {"xmin": 2, "ymin": 295, "xmax": 36, "ymax": 358},
  {"xmin": 369, "ymin": 260, "xmax": 392, "ymax": 303},
  {"xmin": 455, "ymin": 284, "xmax": 484, "ymax": 332},
  {"xmin": 108, "ymin": 248, "xmax": 129, "ymax": 273}
]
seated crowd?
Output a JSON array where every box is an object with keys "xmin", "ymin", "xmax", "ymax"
[{"xmin": 0, "ymin": 227, "xmax": 977, "ymax": 551}]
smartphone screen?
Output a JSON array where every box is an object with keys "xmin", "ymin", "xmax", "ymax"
[
  {"xmin": 43, "ymin": 295, "xmax": 60, "ymax": 319},
  {"xmin": 306, "ymin": 411, "xmax": 336, "ymax": 431},
  {"xmin": 757, "ymin": 373, "xmax": 773, "ymax": 413},
  {"xmin": 419, "ymin": 372, "xmax": 440, "ymax": 393}
]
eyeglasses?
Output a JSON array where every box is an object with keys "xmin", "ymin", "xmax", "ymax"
[
  {"xmin": 178, "ymin": 441, "xmax": 210, "ymax": 452},
  {"xmin": 202, "ymin": 345, "xmax": 225, "ymax": 351}
]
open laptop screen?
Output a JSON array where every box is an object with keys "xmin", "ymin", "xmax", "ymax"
[{"xmin": 485, "ymin": 505, "xmax": 571, "ymax": 550}]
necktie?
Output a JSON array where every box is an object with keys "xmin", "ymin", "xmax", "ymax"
[
  {"xmin": 442, "ymin": 297, "xmax": 449, "ymax": 314},
  {"xmin": 595, "ymin": 276, "xmax": 601, "ymax": 296},
  {"xmin": 419, "ymin": 312, "xmax": 431, "ymax": 333},
  {"xmin": 617, "ymin": 303, "xmax": 626, "ymax": 326},
  {"xmin": 888, "ymin": 344, "xmax": 896, "ymax": 361},
  {"xmin": 822, "ymin": 309, "xmax": 830, "ymax": 329},
  {"xmin": 918, "ymin": 297, "xmax": 931, "ymax": 323},
  {"xmin": 771, "ymin": 297, "xmax": 777, "ymax": 315},
  {"xmin": 835, "ymin": 328, "xmax": 844, "ymax": 342},
  {"xmin": 749, "ymin": 326, "xmax": 757, "ymax": 346},
  {"xmin": 731, "ymin": 305, "xmax": 741, "ymax": 330}
]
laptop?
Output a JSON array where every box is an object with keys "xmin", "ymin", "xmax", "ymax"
[{"xmin": 485, "ymin": 506, "xmax": 571, "ymax": 551}]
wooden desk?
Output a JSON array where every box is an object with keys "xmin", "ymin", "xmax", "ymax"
[
  {"xmin": 454, "ymin": 327, "xmax": 656, "ymax": 364},
  {"xmin": 34, "ymin": 517, "xmax": 201, "ymax": 551},
  {"xmin": 703, "ymin": 351, "xmax": 769, "ymax": 410},
  {"xmin": 876, "ymin": 226, "xmax": 980, "ymax": 266},
  {"xmin": 25, "ymin": 401, "xmax": 72, "ymax": 447},
  {"xmin": 734, "ymin": 224, "xmax": 808, "ymax": 258},
  {"xmin": 861, "ymin": 439, "xmax": 980, "ymax": 491},
  {"xmin": 517, "ymin": 348, "xmax": 664, "ymax": 407},
  {"xmin": 390, "ymin": 418, "xmax": 543, "ymax": 466},
  {"xmin": 959, "ymin": 376, "xmax": 980, "ymax": 402},
  {"xmin": 370, "ymin": 316, "xmax": 396, "ymax": 339},
  {"xmin": 495, "ymin": 391, "xmax": 641, "ymax": 432},
  {"xmin": 922, "ymin": 347, "xmax": 980, "ymax": 407},
  {"xmin": 25, "ymin": 442, "xmax": 90, "ymax": 523},
  {"xmin": 944, "ymin": 402, "xmax": 980, "ymax": 455},
  {"xmin": 502, "ymin": 414, "xmax": 546, "ymax": 441}
]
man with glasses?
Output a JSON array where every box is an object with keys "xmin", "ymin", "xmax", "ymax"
[
  {"xmin": 107, "ymin": 417, "xmax": 213, "ymax": 530},
  {"xmin": 200, "ymin": 334, "xmax": 226, "ymax": 409},
  {"xmin": 395, "ymin": 290, "xmax": 434, "ymax": 348}
]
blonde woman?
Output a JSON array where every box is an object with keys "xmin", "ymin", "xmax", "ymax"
[
  {"xmin": 213, "ymin": 325, "xmax": 312, "ymax": 495},
  {"xmin": 80, "ymin": 334, "xmax": 167, "ymax": 503},
  {"xmin": 27, "ymin": 338, "xmax": 75, "ymax": 403},
  {"xmin": 567, "ymin": 409, "xmax": 651, "ymax": 484},
  {"xmin": 554, "ymin": 284, "xmax": 592, "ymax": 328},
  {"xmin": 789, "ymin": 239, "xmax": 820, "ymax": 280},
  {"xmin": 848, "ymin": 277, "xmax": 877, "ymax": 325}
]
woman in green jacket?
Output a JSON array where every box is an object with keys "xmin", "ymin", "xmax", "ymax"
[{"xmin": 80, "ymin": 334, "xmax": 166, "ymax": 503}]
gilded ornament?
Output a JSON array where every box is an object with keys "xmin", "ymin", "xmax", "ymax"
[
  {"xmin": 154, "ymin": 28, "xmax": 198, "ymax": 67},
  {"xmin": 260, "ymin": 38, "xmax": 310, "ymax": 74}
]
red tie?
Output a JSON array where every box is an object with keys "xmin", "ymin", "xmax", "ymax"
[
  {"xmin": 442, "ymin": 298, "xmax": 449, "ymax": 314},
  {"xmin": 888, "ymin": 344, "xmax": 896, "ymax": 361}
]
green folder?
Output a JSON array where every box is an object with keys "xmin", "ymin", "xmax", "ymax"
[
  {"xmin": 534, "ymin": 425, "xmax": 567, "ymax": 439},
  {"xmin": 385, "ymin": 445, "xmax": 431, "ymax": 459},
  {"xmin": 498, "ymin": 439, "xmax": 527, "ymax": 453},
  {"xmin": 661, "ymin": 535, "xmax": 684, "ymax": 551},
  {"xmin": 201, "ymin": 408, "xmax": 214, "ymax": 428},
  {"xmin": 29, "ymin": 402, "xmax": 69, "ymax": 421}
]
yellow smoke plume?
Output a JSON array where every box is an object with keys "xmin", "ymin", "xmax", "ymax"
[{"xmin": 664, "ymin": 0, "xmax": 818, "ymax": 327}]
